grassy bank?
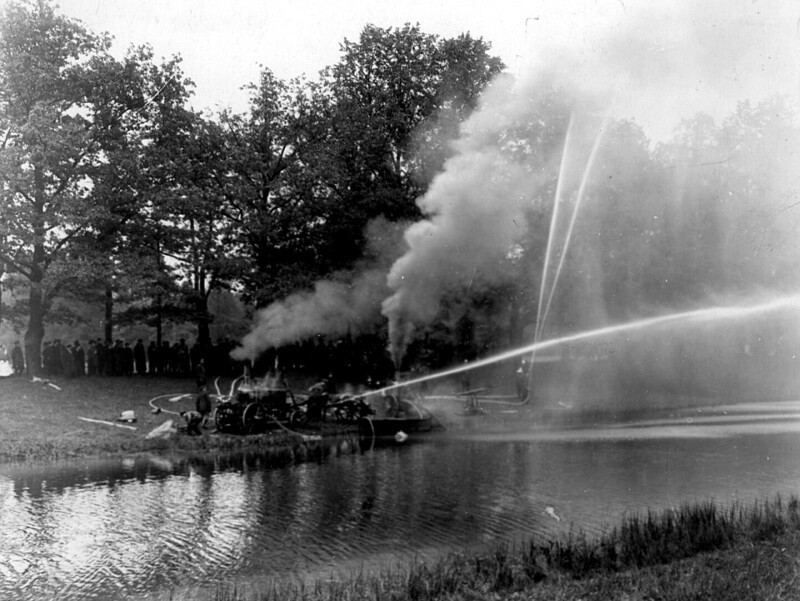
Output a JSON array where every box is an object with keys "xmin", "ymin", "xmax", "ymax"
[
  {"xmin": 0, "ymin": 375, "xmax": 309, "ymax": 461},
  {"xmin": 213, "ymin": 495, "xmax": 800, "ymax": 601}
]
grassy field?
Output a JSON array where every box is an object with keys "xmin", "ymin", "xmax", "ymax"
[{"xmin": 0, "ymin": 374, "xmax": 305, "ymax": 461}]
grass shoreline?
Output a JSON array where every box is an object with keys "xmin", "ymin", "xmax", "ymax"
[{"xmin": 213, "ymin": 495, "xmax": 800, "ymax": 600}]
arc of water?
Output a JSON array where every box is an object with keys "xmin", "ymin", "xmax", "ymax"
[
  {"xmin": 535, "ymin": 106, "xmax": 614, "ymax": 346},
  {"xmin": 533, "ymin": 113, "xmax": 575, "ymax": 351},
  {"xmin": 355, "ymin": 295, "xmax": 800, "ymax": 400}
]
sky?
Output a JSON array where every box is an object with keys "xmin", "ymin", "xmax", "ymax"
[
  {"xmin": 53, "ymin": 0, "xmax": 548, "ymax": 111},
  {"xmin": 45, "ymin": 0, "xmax": 800, "ymax": 142}
]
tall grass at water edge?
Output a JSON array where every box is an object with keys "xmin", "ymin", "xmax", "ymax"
[{"xmin": 209, "ymin": 495, "xmax": 800, "ymax": 601}]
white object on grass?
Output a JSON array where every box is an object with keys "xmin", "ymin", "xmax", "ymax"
[
  {"xmin": 146, "ymin": 420, "xmax": 177, "ymax": 439},
  {"xmin": 78, "ymin": 417, "xmax": 137, "ymax": 431}
]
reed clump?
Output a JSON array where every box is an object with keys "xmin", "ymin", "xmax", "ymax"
[{"xmin": 523, "ymin": 495, "xmax": 800, "ymax": 579}]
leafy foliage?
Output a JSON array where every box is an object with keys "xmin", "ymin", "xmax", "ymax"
[{"xmin": 2, "ymin": 2, "xmax": 798, "ymax": 373}]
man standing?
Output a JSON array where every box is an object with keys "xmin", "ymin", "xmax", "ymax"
[
  {"xmin": 133, "ymin": 339, "xmax": 147, "ymax": 375},
  {"xmin": 123, "ymin": 342, "xmax": 134, "ymax": 376},
  {"xmin": 72, "ymin": 340, "xmax": 85, "ymax": 376},
  {"xmin": 177, "ymin": 338, "xmax": 190, "ymax": 376},
  {"xmin": 87, "ymin": 340, "xmax": 98, "ymax": 376},
  {"xmin": 61, "ymin": 342, "xmax": 74, "ymax": 378},
  {"xmin": 515, "ymin": 358, "xmax": 530, "ymax": 402},
  {"xmin": 11, "ymin": 341, "xmax": 24, "ymax": 375},
  {"xmin": 147, "ymin": 340, "xmax": 159, "ymax": 374}
]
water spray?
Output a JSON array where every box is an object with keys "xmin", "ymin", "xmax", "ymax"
[
  {"xmin": 354, "ymin": 294, "xmax": 800, "ymax": 402},
  {"xmin": 533, "ymin": 113, "xmax": 575, "ymax": 350},
  {"xmin": 527, "ymin": 102, "xmax": 615, "ymax": 402},
  {"xmin": 535, "ymin": 104, "xmax": 615, "ymax": 345}
]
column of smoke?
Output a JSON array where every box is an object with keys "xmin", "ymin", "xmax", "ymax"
[
  {"xmin": 232, "ymin": 219, "xmax": 404, "ymax": 362},
  {"xmin": 381, "ymin": 0, "xmax": 800, "ymax": 371},
  {"xmin": 234, "ymin": 0, "xmax": 800, "ymax": 389},
  {"xmin": 381, "ymin": 72, "xmax": 570, "ymax": 365}
]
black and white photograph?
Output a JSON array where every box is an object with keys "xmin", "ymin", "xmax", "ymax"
[{"xmin": 1, "ymin": 0, "xmax": 800, "ymax": 599}]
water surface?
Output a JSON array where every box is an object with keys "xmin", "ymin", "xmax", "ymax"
[{"xmin": 2, "ymin": 400, "xmax": 800, "ymax": 600}]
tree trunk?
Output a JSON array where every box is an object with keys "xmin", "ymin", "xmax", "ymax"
[
  {"xmin": 24, "ymin": 281, "xmax": 45, "ymax": 376},
  {"xmin": 197, "ymin": 314, "xmax": 210, "ymax": 346},
  {"xmin": 104, "ymin": 284, "xmax": 113, "ymax": 343},
  {"xmin": 24, "ymin": 255, "xmax": 46, "ymax": 375},
  {"xmin": 26, "ymin": 166, "xmax": 47, "ymax": 375},
  {"xmin": 155, "ymin": 293, "xmax": 163, "ymax": 346},
  {"xmin": 154, "ymin": 237, "xmax": 163, "ymax": 346},
  {"xmin": 190, "ymin": 218, "xmax": 211, "ymax": 346},
  {"xmin": 196, "ymin": 290, "xmax": 211, "ymax": 346}
]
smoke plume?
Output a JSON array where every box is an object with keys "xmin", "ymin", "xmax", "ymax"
[
  {"xmin": 381, "ymin": 0, "xmax": 800, "ymax": 362},
  {"xmin": 232, "ymin": 219, "xmax": 403, "ymax": 361},
  {"xmin": 235, "ymin": 0, "xmax": 799, "ymax": 369}
]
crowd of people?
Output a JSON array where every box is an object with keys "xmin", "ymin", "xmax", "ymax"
[
  {"xmin": 19, "ymin": 336, "xmax": 247, "ymax": 379},
  {"xmin": 5, "ymin": 333, "xmax": 398, "ymax": 386}
]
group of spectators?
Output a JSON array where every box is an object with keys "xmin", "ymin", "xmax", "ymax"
[{"xmin": 35, "ymin": 336, "xmax": 245, "ymax": 379}]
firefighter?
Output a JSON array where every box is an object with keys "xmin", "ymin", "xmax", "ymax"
[
  {"xmin": 516, "ymin": 358, "xmax": 530, "ymax": 401},
  {"xmin": 180, "ymin": 410, "xmax": 203, "ymax": 435},
  {"xmin": 306, "ymin": 376, "xmax": 334, "ymax": 423}
]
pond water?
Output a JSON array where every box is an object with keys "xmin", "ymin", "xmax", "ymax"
[{"xmin": 2, "ymin": 400, "xmax": 800, "ymax": 600}]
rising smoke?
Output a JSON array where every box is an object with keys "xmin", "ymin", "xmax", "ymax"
[
  {"xmin": 232, "ymin": 219, "xmax": 404, "ymax": 361},
  {"xmin": 236, "ymin": 0, "xmax": 800, "ymax": 372},
  {"xmin": 381, "ymin": 0, "xmax": 800, "ymax": 363}
]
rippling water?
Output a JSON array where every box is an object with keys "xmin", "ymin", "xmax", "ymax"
[{"xmin": 2, "ymin": 401, "xmax": 800, "ymax": 600}]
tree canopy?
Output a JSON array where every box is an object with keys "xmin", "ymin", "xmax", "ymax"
[{"xmin": 1, "ymin": 0, "xmax": 799, "ymax": 378}]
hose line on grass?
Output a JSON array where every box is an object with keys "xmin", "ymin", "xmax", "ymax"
[
  {"xmin": 147, "ymin": 393, "xmax": 195, "ymax": 416},
  {"xmin": 268, "ymin": 414, "xmax": 322, "ymax": 443},
  {"xmin": 148, "ymin": 377, "xmax": 245, "ymax": 416}
]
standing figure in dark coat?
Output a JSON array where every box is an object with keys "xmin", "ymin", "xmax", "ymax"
[
  {"xmin": 51, "ymin": 340, "xmax": 65, "ymax": 376},
  {"xmin": 515, "ymin": 358, "xmax": 530, "ymax": 402},
  {"xmin": 123, "ymin": 342, "xmax": 134, "ymax": 375},
  {"xmin": 190, "ymin": 341, "xmax": 203, "ymax": 376},
  {"xmin": 133, "ymin": 339, "xmax": 147, "ymax": 375},
  {"xmin": 147, "ymin": 341, "xmax": 159, "ymax": 374},
  {"xmin": 41, "ymin": 342, "xmax": 53, "ymax": 375},
  {"xmin": 60, "ymin": 342, "xmax": 74, "ymax": 377},
  {"xmin": 11, "ymin": 341, "xmax": 24, "ymax": 375},
  {"xmin": 98, "ymin": 339, "xmax": 109, "ymax": 375},
  {"xmin": 194, "ymin": 358, "xmax": 208, "ymax": 390},
  {"xmin": 195, "ymin": 389, "xmax": 212, "ymax": 428},
  {"xmin": 110, "ymin": 340, "xmax": 124, "ymax": 375},
  {"xmin": 87, "ymin": 340, "xmax": 98, "ymax": 376},
  {"xmin": 72, "ymin": 340, "xmax": 85, "ymax": 376},
  {"xmin": 177, "ymin": 339, "xmax": 190, "ymax": 376},
  {"xmin": 161, "ymin": 341, "xmax": 173, "ymax": 374}
]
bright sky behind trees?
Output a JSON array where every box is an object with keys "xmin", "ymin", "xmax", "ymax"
[{"xmin": 42, "ymin": 0, "xmax": 800, "ymax": 142}]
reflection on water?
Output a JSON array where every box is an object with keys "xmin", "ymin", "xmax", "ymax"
[{"xmin": 2, "ymin": 402, "xmax": 800, "ymax": 600}]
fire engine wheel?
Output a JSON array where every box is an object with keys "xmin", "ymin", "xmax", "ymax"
[
  {"xmin": 332, "ymin": 400, "xmax": 361, "ymax": 422},
  {"xmin": 289, "ymin": 409, "xmax": 308, "ymax": 429},
  {"xmin": 242, "ymin": 402, "xmax": 267, "ymax": 434},
  {"xmin": 214, "ymin": 403, "xmax": 240, "ymax": 434}
]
